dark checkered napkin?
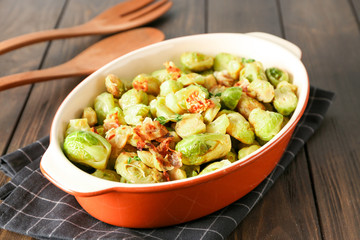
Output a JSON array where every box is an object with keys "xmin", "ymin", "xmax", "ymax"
[{"xmin": 0, "ymin": 86, "xmax": 334, "ymax": 240}]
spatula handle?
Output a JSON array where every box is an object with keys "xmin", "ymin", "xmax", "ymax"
[
  {"xmin": 0, "ymin": 25, "xmax": 94, "ymax": 55},
  {"xmin": 0, "ymin": 63, "xmax": 89, "ymax": 91}
]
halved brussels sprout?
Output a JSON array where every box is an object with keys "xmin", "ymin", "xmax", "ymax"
[
  {"xmin": 94, "ymin": 92, "xmax": 116, "ymax": 124},
  {"xmin": 132, "ymin": 73, "xmax": 161, "ymax": 95},
  {"xmin": 236, "ymin": 94, "xmax": 266, "ymax": 119},
  {"xmin": 91, "ymin": 169, "xmax": 121, "ymax": 182},
  {"xmin": 105, "ymin": 125, "xmax": 133, "ymax": 166},
  {"xmin": 181, "ymin": 165, "xmax": 200, "ymax": 178},
  {"xmin": 203, "ymin": 74, "xmax": 218, "ymax": 90},
  {"xmin": 199, "ymin": 159, "xmax": 232, "ymax": 175},
  {"xmin": 154, "ymin": 97, "xmax": 176, "ymax": 123},
  {"xmin": 248, "ymin": 108, "xmax": 283, "ymax": 141},
  {"xmin": 114, "ymin": 152, "xmax": 165, "ymax": 184},
  {"xmin": 238, "ymin": 145, "xmax": 261, "ymax": 160},
  {"xmin": 63, "ymin": 131, "xmax": 111, "ymax": 170},
  {"xmin": 177, "ymin": 73, "xmax": 205, "ymax": 86},
  {"xmin": 273, "ymin": 88, "xmax": 298, "ymax": 116},
  {"xmin": 175, "ymin": 113, "xmax": 206, "ymax": 138},
  {"xmin": 180, "ymin": 52, "xmax": 214, "ymax": 72},
  {"xmin": 159, "ymin": 79, "xmax": 183, "ymax": 96},
  {"xmin": 82, "ymin": 107, "xmax": 97, "ymax": 127},
  {"xmin": 168, "ymin": 168, "xmax": 187, "ymax": 181},
  {"xmin": 151, "ymin": 69, "xmax": 173, "ymax": 83},
  {"xmin": 247, "ymin": 79, "xmax": 275, "ymax": 103},
  {"xmin": 225, "ymin": 150, "xmax": 237, "ymax": 163},
  {"xmin": 137, "ymin": 150, "xmax": 174, "ymax": 172},
  {"xmin": 220, "ymin": 87, "xmax": 242, "ymax": 110},
  {"xmin": 65, "ymin": 118, "xmax": 91, "ymax": 137},
  {"xmin": 119, "ymin": 89, "xmax": 148, "ymax": 110},
  {"xmin": 123, "ymin": 104, "xmax": 151, "ymax": 126},
  {"xmin": 222, "ymin": 111, "xmax": 255, "ymax": 144},
  {"xmin": 202, "ymin": 97, "xmax": 221, "ymax": 124},
  {"xmin": 206, "ymin": 114, "xmax": 230, "ymax": 135},
  {"xmin": 239, "ymin": 61, "xmax": 266, "ymax": 82},
  {"xmin": 105, "ymin": 74, "xmax": 125, "ymax": 98},
  {"xmin": 277, "ymin": 81, "xmax": 298, "ymax": 93},
  {"xmin": 175, "ymin": 133, "xmax": 231, "ymax": 165},
  {"xmin": 265, "ymin": 67, "xmax": 289, "ymax": 87},
  {"xmin": 165, "ymin": 92, "xmax": 186, "ymax": 114},
  {"xmin": 213, "ymin": 53, "xmax": 243, "ymax": 79}
]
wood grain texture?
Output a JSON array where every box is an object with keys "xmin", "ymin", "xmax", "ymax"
[
  {"xmin": 0, "ymin": 0, "xmax": 65, "ymax": 154},
  {"xmin": 280, "ymin": 0, "xmax": 360, "ymax": 239}
]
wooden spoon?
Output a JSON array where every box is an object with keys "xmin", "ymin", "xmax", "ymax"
[
  {"xmin": 0, "ymin": 27, "xmax": 164, "ymax": 91},
  {"xmin": 0, "ymin": 0, "xmax": 172, "ymax": 54}
]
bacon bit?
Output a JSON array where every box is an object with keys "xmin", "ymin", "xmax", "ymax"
[
  {"xmin": 133, "ymin": 118, "xmax": 168, "ymax": 142},
  {"xmin": 132, "ymin": 77, "xmax": 148, "ymax": 92},
  {"xmin": 90, "ymin": 127, "xmax": 97, "ymax": 134},
  {"xmin": 162, "ymin": 171, "xmax": 170, "ymax": 182},
  {"xmin": 186, "ymin": 91, "xmax": 214, "ymax": 113},
  {"xmin": 164, "ymin": 61, "xmax": 181, "ymax": 80},
  {"xmin": 234, "ymin": 78, "xmax": 250, "ymax": 93},
  {"xmin": 103, "ymin": 112, "xmax": 120, "ymax": 132}
]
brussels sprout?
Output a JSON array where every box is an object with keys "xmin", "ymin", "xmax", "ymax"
[
  {"xmin": 65, "ymin": 118, "xmax": 91, "ymax": 137},
  {"xmin": 225, "ymin": 150, "xmax": 237, "ymax": 163},
  {"xmin": 238, "ymin": 145, "xmax": 261, "ymax": 160},
  {"xmin": 203, "ymin": 74, "xmax": 217, "ymax": 91},
  {"xmin": 63, "ymin": 131, "xmax": 111, "ymax": 170},
  {"xmin": 165, "ymin": 92, "xmax": 186, "ymax": 114},
  {"xmin": 213, "ymin": 53, "xmax": 243, "ymax": 79},
  {"xmin": 247, "ymin": 79, "xmax": 275, "ymax": 103},
  {"xmin": 154, "ymin": 97, "xmax": 176, "ymax": 123},
  {"xmin": 177, "ymin": 73, "xmax": 205, "ymax": 86},
  {"xmin": 103, "ymin": 107, "xmax": 126, "ymax": 132},
  {"xmin": 273, "ymin": 87, "xmax": 298, "ymax": 116},
  {"xmin": 105, "ymin": 125, "xmax": 133, "ymax": 166},
  {"xmin": 199, "ymin": 159, "xmax": 232, "ymax": 175},
  {"xmin": 115, "ymin": 152, "xmax": 165, "ymax": 184},
  {"xmin": 265, "ymin": 67, "xmax": 289, "ymax": 87},
  {"xmin": 220, "ymin": 87, "xmax": 242, "ymax": 110},
  {"xmin": 174, "ymin": 84, "xmax": 208, "ymax": 110},
  {"xmin": 175, "ymin": 113, "xmax": 206, "ymax": 138},
  {"xmin": 94, "ymin": 92, "xmax": 116, "ymax": 124},
  {"xmin": 277, "ymin": 81, "xmax": 297, "ymax": 93},
  {"xmin": 206, "ymin": 114, "xmax": 230, "ymax": 134},
  {"xmin": 239, "ymin": 61, "xmax": 266, "ymax": 82},
  {"xmin": 132, "ymin": 73, "xmax": 161, "ymax": 95},
  {"xmin": 91, "ymin": 169, "xmax": 121, "ymax": 182},
  {"xmin": 168, "ymin": 130, "xmax": 182, "ymax": 149},
  {"xmin": 137, "ymin": 150, "xmax": 174, "ymax": 172},
  {"xmin": 159, "ymin": 79, "xmax": 183, "ymax": 96},
  {"xmin": 236, "ymin": 94, "xmax": 266, "ymax": 119},
  {"xmin": 213, "ymin": 70, "xmax": 236, "ymax": 87},
  {"xmin": 175, "ymin": 133, "xmax": 231, "ymax": 165},
  {"xmin": 82, "ymin": 107, "xmax": 97, "ymax": 127},
  {"xmin": 181, "ymin": 165, "xmax": 200, "ymax": 178},
  {"xmin": 168, "ymin": 168, "xmax": 187, "ymax": 181},
  {"xmin": 123, "ymin": 104, "xmax": 151, "ymax": 126},
  {"xmin": 151, "ymin": 69, "xmax": 173, "ymax": 83},
  {"xmin": 202, "ymin": 97, "xmax": 221, "ymax": 124},
  {"xmin": 119, "ymin": 89, "xmax": 148, "ymax": 110},
  {"xmin": 94, "ymin": 125, "xmax": 105, "ymax": 137},
  {"xmin": 223, "ymin": 111, "xmax": 255, "ymax": 144},
  {"xmin": 248, "ymin": 108, "xmax": 283, "ymax": 141},
  {"xmin": 180, "ymin": 52, "xmax": 214, "ymax": 72},
  {"xmin": 209, "ymin": 84, "xmax": 228, "ymax": 96},
  {"xmin": 105, "ymin": 74, "xmax": 125, "ymax": 98}
]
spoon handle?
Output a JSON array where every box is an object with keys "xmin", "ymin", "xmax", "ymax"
[
  {"xmin": 0, "ymin": 24, "xmax": 97, "ymax": 55},
  {"xmin": 0, "ymin": 63, "xmax": 89, "ymax": 91}
]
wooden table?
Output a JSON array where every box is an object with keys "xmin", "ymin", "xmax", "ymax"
[{"xmin": 0, "ymin": 0, "xmax": 359, "ymax": 239}]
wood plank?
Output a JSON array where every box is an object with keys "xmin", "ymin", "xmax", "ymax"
[
  {"xmin": 232, "ymin": 151, "xmax": 322, "ymax": 240},
  {"xmin": 207, "ymin": 0, "xmax": 322, "ymax": 239},
  {"xmin": 0, "ymin": 0, "xmax": 65, "ymax": 154},
  {"xmin": 280, "ymin": 0, "xmax": 360, "ymax": 239}
]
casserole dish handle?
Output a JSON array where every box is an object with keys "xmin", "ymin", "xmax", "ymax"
[{"xmin": 246, "ymin": 32, "xmax": 302, "ymax": 59}]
